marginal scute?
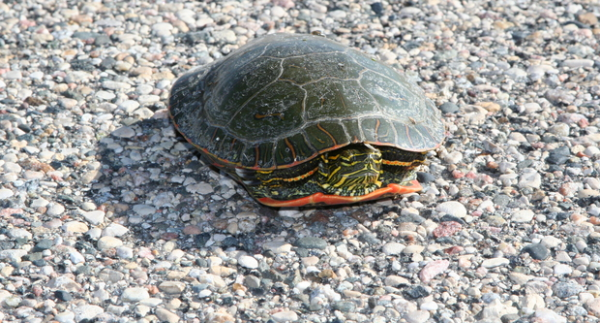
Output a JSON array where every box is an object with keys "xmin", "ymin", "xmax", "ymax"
[{"xmin": 305, "ymin": 121, "xmax": 347, "ymax": 152}]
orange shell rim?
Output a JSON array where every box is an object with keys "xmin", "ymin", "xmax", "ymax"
[{"xmin": 257, "ymin": 180, "xmax": 423, "ymax": 207}]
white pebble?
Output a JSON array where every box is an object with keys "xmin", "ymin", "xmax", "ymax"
[
  {"xmin": 238, "ymin": 255, "xmax": 259, "ymax": 269},
  {"xmin": 436, "ymin": 201, "xmax": 467, "ymax": 218}
]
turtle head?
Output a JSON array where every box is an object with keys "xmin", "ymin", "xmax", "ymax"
[{"xmin": 318, "ymin": 144, "xmax": 383, "ymax": 196}]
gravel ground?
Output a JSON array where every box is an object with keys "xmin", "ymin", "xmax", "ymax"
[{"xmin": 1, "ymin": 0, "xmax": 600, "ymax": 322}]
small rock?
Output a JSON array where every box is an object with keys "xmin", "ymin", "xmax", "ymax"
[
  {"xmin": 238, "ymin": 255, "xmax": 259, "ymax": 269},
  {"xmin": 271, "ymin": 310, "xmax": 299, "ymax": 322},
  {"xmin": 534, "ymin": 309, "xmax": 566, "ymax": 323},
  {"xmin": 0, "ymin": 188, "xmax": 14, "ymax": 199},
  {"xmin": 97, "ymin": 237, "xmax": 123, "ymax": 250},
  {"xmin": 70, "ymin": 251, "xmax": 85, "ymax": 264},
  {"xmin": 187, "ymin": 182, "xmax": 214, "ymax": 195},
  {"xmin": 158, "ymin": 281, "xmax": 186, "ymax": 294},
  {"xmin": 63, "ymin": 221, "xmax": 89, "ymax": 233},
  {"xmin": 155, "ymin": 308, "xmax": 180, "ymax": 323},
  {"xmin": 554, "ymin": 264, "xmax": 573, "ymax": 276},
  {"xmin": 553, "ymin": 281, "xmax": 583, "ymax": 299},
  {"xmin": 54, "ymin": 311, "xmax": 75, "ymax": 323},
  {"xmin": 295, "ymin": 237, "xmax": 327, "ymax": 249},
  {"xmin": 121, "ymin": 287, "xmax": 150, "ymax": 302},
  {"xmin": 385, "ymin": 275, "xmax": 410, "ymax": 286},
  {"xmin": 382, "ymin": 242, "xmax": 405, "ymax": 256},
  {"xmin": 518, "ymin": 168, "xmax": 541, "ymax": 189},
  {"xmin": 116, "ymin": 246, "xmax": 134, "ymax": 259},
  {"xmin": 112, "ymin": 126, "xmax": 136, "ymax": 138},
  {"xmin": 439, "ymin": 102, "xmax": 459, "ymax": 114},
  {"xmin": 511, "ymin": 209, "xmax": 534, "ymax": 222},
  {"xmin": 521, "ymin": 243, "xmax": 549, "ymax": 260},
  {"xmin": 419, "ymin": 260, "xmax": 449, "ymax": 283},
  {"xmin": 562, "ymin": 59, "xmax": 594, "ymax": 68},
  {"xmin": 263, "ymin": 241, "xmax": 292, "ymax": 254},
  {"xmin": 585, "ymin": 298, "xmax": 600, "ymax": 316},
  {"xmin": 103, "ymin": 223, "xmax": 129, "ymax": 237},
  {"xmin": 404, "ymin": 310, "xmax": 430, "ymax": 323},
  {"xmin": 81, "ymin": 210, "xmax": 105, "ymax": 225},
  {"xmin": 541, "ymin": 236, "xmax": 562, "ymax": 249},
  {"xmin": 212, "ymin": 30, "xmax": 237, "ymax": 44},
  {"xmin": 47, "ymin": 203, "xmax": 66, "ymax": 216},
  {"xmin": 442, "ymin": 151, "xmax": 463, "ymax": 164},
  {"xmin": 73, "ymin": 305, "xmax": 104, "ymax": 322},
  {"xmin": 547, "ymin": 146, "xmax": 570, "ymax": 164},
  {"xmin": 481, "ymin": 258, "xmax": 509, "ymax": 268},
  {"xmin": 132, "ymin": 204, "xmax": 156, "ymax": 216},
  {"xmin": 578, "ymin": 12, "xmax": 598, "ymax": 25},
  {"xmin": 433, "ymin": 221, "xmax": 462, "ymax": 238},
  {"xmin": 436, "ymin": 201, "xmax": 467, "ymax": 218}
]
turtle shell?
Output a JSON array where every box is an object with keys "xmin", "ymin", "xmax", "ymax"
[{"xmin": 169, "ymin": 33, "xmax": 444, "ymax": 171}]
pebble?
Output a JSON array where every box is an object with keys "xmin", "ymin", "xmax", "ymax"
[
  {"xmin": 158, "ymin": 281, "xmax": 186, "ymax": 294},
  {"xmin": 271, "ymin": 310, "xmax": 298, "ymax": 322},
  {"xmin": 295, "ymin": 237, "xmax": 327, "ymax": 249},
  {"xmin": 47, "ymin": 203, "xmax": 66, "ymax": 216},
  {"xmin": 97, "ymin": 237, "xmax": 124, "ymax": 250},
  {"xmin": 112, "ymin": 126, "xmax": 136, "ymax": 138},
  {"xmin": 481, "ymin": 258, "xmax": 509, "ymax": 268},
  {"xmin": 511, "ymin": 209, "xmax": 534, "ymax": 222},
  {"xmin": 382, "ymin": 242, "xmax": 405, "ymax": 255},
  {"xmin": 63, "ymin": 221, "xmax": 89, "ymax": 233},
  {"xmin": 81, "ymin": 210, "xmax": 105, "ymax": 225},
  {"xmin": 385, "ymin": 275, "xmax": 410, "ymax": 286},
  {"xmin": 238, "ymin": 255, "xmax": 259, "ymax": 269},
  {"xmin": 155, "ymin": 308, "xmax": 180, "ymax": 323},
  {"xmin": 419, "ymin": 260, "xmax": 449, "ymax": 283},
  {"xmin": 522, "ymin": 243, "xmax": 550, "ymax": 260},
  {"xmin": 0, "ymin": 188, "xmax": 14, "ymax": 199},
  {"xmin": 73, "ymin": 305, "xmax": 104, "ymax": 321},
  {"xmin": 436, "ymin": 201, "xmax": 467, "ymax": 218},
  {"xmin": 186, "ymin": 182, "xmax": 214, "ymax": 195},
  {"xmin": 439, "ymin": 102, "xmax": 459, "ymax": 114},
  {"xmin": 70, "ymin": 251, "xmax": 85, "ymax": 264},
  {"xmin": 518, "ymin": 168, "xmax": 542, "ymax": 189},
  {"xmin": 553, "ymin": 264, "xmax": 572, "ymax": 276},
  {"xmin": 121, "ymin": 288, "xmax": 150, "ymax": 302},
  {"xmin": 55, "ymin": 311, "xmax": 75, "ymax": 323},
  {"xmin": 103, "ymin": 223, "xmax": 129, "ymax": 237},
  {"xmin": 263, "ymin": 241, "xmax": 292, "ymax": 254},
  {"xmin": 561, "ymin": 59, "xmax": 594, "ymax": 68}
]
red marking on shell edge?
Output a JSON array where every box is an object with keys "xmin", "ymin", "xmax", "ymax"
[{"xmin": 257, "ymin": 180, "xmax": 423, "ymax": 207}]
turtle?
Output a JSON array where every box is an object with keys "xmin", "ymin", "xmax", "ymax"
[{"xmin": 169, "ymin": 33, "xmax": 444, "ymax": 207}]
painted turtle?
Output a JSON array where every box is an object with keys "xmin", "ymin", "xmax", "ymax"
[{"xmin": 169, "ymin": 33, "xmax": 444, "ymax": 207}]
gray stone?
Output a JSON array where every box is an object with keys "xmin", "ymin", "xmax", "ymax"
[
  {"xmin": 121, "ymin": 287, "xmax": 150, "ymax": 302},
  {"xmin": 97, "ymin": 237, "xmax": 123, "ymax": 250}
]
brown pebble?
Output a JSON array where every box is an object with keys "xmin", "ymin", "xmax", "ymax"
[
  {"xmin": 319, "ymin": 269, "xmax": 337, "ymax": 279},
  {"xmin": 578, "ymin": 12, "xmax": 598, "ymax": 25},
  {"xmin": 486, "ymin": 161, "xmax": 498, "ymax": 169},
  {"xmin": 147, "ymin": 285, "xmax": 159, "ymax": 295},
  {"xmin": 183, "ymin": 225, "xmax": 202, "ymax": 235}
]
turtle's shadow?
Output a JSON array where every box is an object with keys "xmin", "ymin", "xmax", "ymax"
[{"xmin": 92, "ymin": 116, "xmax": 289, "ymax": 252}]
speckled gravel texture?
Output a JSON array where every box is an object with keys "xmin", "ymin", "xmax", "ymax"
[{"xmin": 1, "ymin": 0, "xmax": 600, "ymax": 322}]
